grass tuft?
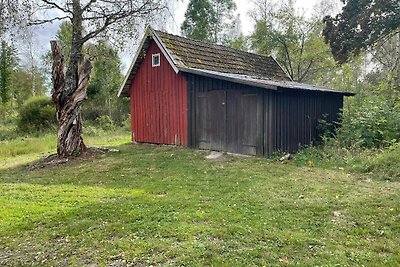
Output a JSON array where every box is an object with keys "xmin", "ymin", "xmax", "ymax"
[{"xmin": 352, "ymin": 144, "xmax": 400, "ymax": 181}]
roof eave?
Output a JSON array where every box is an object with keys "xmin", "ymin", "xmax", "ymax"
[
  {"xmin": 117, "ymin": 26, "xmax": 180, "ymax": 97},
  {"xmin": 117, "ymin": 26, "xmax": 152, "ymax": 97},
  {"xmin": 277, "ymin": 86, "xmax": 355, "ymax": 96},
  {"xmin": 181, "ymin": 68, "xmax": 355, "ymax": 96},
  {"xmin": 180, "ymin": 67, "xmax": 278, "ymax": 90}
]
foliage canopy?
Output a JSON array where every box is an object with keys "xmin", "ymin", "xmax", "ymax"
[
  {"xmin": 181, "ymin": 0, "xmax": 237, "ymax": 44},
  {"xmin": 323, "ymin": 0, "xmax": 400, "ymax": 64}
]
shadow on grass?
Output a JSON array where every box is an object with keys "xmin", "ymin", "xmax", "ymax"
[{"xmin": 0, "ymin": 143, "xmax": 294, "ymax": 190}]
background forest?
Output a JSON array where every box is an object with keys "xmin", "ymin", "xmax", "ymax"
[{"xmin": 0, "ymin": 0, "xmax": 399, "ymax": 179}]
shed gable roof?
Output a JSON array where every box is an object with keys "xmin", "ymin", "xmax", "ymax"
[
  {"xmin": 118, "ymin": 26, "xmax": 291, "ymax": 97},
  {"xmin": 118, "ymin": 26, "xmax": 354, "ymax": 97}
]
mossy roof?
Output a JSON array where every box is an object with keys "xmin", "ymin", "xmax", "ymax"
[{"xmin": 154, "ymin": 30, "xmax": 290, "ymax": 81}]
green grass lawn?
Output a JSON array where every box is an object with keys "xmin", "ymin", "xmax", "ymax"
[
  {"xmin": 0, "ymin": 136, "xmax": 399, "ymax": 266},
  {"xmin": 0, "ymin": 132, "xmax": 131, "ymax": 169}
]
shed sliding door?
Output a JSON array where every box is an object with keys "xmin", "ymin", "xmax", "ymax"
[{"xmin": 195, "ymin": 89, "xmax": 263, "ymax": 155}]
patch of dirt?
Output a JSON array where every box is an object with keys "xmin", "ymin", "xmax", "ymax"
[
  {"xmin": 205, "ymin": 151, "xmax": 252, "ymax": 162},
  {"xmin": 205, "ymin": 151, "xmax": 224, "ymax": 160},
  {"xmin": 27, "ymin": 147, "xmax": 119, "ymax": 170}
]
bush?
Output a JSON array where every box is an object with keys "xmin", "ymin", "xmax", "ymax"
[
  {"xmin": 122, "ymin": 114, "xmax": 131, "ymax": 131},
  {"xmin": 335, "ymin": 96, "xmax": 400, "ymax": 148},
  {"xmin": 81, "ymin": 97, "xmax": 130, "ymax": 126},
  {"xmin": 95, "ymin": 115, "xmax": 115, "ymax": 131},
  {"xmin": 17, "ymin": 96, "xmax": 56, "ymax": 133},
  {"xmin": 351, "ymin": 142, "xmax": 400, "ymax": 181}
]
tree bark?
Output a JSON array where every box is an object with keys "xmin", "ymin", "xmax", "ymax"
[
  {"xmin": 49, "ymin": 0, "xmax": 93, "ymax": 158},
  {"xmin": 51, "ymin": 41, "xmax": 92, "ymax": 157}
]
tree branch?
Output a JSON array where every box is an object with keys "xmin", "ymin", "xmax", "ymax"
[
  {"xmin": 28, "ymin": 16, "xmax": 71, "ymax": 26},
  {"xmin": 80, "ymin": 0, "xmax": 159, "ymax": 43},
  {"xmin": 40, "ymin": 0, "xmax": 72, "ymax": 14},
  {"xmin": 82, "ymin": 0, "xmax": 98, "ymax": 12},
  {"xmin": 277, "ymin": 36, "xmax": 294, "ymax": 80},
  {"xmin": 298, "ymin": 59, "xmax": 314, "ymax": 82}
]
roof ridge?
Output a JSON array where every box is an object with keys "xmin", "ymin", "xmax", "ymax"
[{"xmin": 153, "ymin": 29, "xmax": 274, "ymax": 62}]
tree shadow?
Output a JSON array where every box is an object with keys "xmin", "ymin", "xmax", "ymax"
[{"xmin": 0, "ymin": 142, "xmax": 292, "ymax": 190}]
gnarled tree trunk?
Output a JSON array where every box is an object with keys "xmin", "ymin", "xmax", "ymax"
[
  {"xmin": 50, "ymin": 0, "xmax": 92, "ymax": 158},
  {"xmin": 51, "ymin": 41, "xmax": 92, "ymax": 157}
]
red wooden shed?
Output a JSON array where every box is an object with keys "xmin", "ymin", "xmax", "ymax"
[{"xmin": 118, "ymin": 26, "xmax": 354, "ymax": 156}]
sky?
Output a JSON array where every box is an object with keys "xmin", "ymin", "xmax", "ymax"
[{"xmin": 26, "ymin": 0, "xmax": 325, "ymax": 73}]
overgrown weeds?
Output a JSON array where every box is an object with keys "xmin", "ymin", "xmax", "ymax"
[{"xmin": 293, "ymin": 141, "xmax": 400, "ymax": 182}]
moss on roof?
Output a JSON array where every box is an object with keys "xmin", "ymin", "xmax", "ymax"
[{"xmin": 155, "ymin": 30, "xmax": 290, "ymax": 81}]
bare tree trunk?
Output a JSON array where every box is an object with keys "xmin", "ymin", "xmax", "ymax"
[
  {"xmin": 51, "ymin": 41, "xmax": 92, "ymax": 157},
  {"xmin": 49, "ymin": 0, "xmax": 93, "ymax": 158}
]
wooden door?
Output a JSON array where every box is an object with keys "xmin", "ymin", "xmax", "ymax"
[
  {"xmin": 195, "ymin": 89, "xmax": 262, "ymax": 155},
  {"xmin": 238, "ymin": 92, "xmax": 263, "ymax": 155},
  {"xmin": 226, "ymin": 90, "xmax": 263, "ymax": 155},
  {"xmin": 196, "ymin": 90, "xmax": 226, "ymax": 151}
]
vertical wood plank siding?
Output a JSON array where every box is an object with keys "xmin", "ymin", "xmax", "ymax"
[
  {"xmin": 270, "ymin": 90, "xmax": 343, "ymax": 154},
  {"xmin": 129, "ymin": 40, "xmax": 188, "ymax": 145},
  {"xmin": 187, "ymin": 73, "xmax": 344, "ymax": 156}
]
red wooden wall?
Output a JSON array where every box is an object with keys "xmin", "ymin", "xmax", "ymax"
[{"xmin": 130, "ymin": 40, "xmax": 188, "ymax": 145}]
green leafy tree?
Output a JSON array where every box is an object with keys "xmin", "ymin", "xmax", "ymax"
[
  {"xmin": 370, "ymin": 33, "xmax": 400, "ymax": 104},
  {"xmin": 226, "ymin": 14, "xmax": 249, "ymax": 50},
  {"xmin": 83, "ymin": 41, "xmax": 127, "ymax": 124},
  {"xmin": 181, "ymin": 0, "xmax": 217, "ymax": 42},
  {"xmin": 323, "ymin": 0, "xmax": 400, "ymax": 64},
  {"xmin": 87, "ymin": 41, "xmax": 122, "ymax": 98},
  {"xmin": 11, "ymin": 68, "xmax": 46, "ymax": 106},
  {"xmin": 250, "ymin": 0, "xmax": 335, "ymax": 83},
  {"xmin": 211, "ymin": 0, "xmax": 236, "ymax": 43},
  {"xmin": 19, "ymin": 27, "xmax": 47, "ymax": 97},
  {"xmin": 55, "ymin": 21, "xmax": 73, "ymax": 66},
  {"xmin": 0, "ymin": 41, "xmax": 17, "ymax": 104},
  {"xmin": 181, "ymin": 0, "xmax": 236, "ymax": 43}
]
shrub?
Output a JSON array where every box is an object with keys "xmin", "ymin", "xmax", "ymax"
[
  {"xmin": 351, "ymin": 142, "xmax": 400, "ymax": 181},
  {"xmin": 17, "ymin": 96, "xmax": 56, "ymax": 133},
  {"xmin": 81, "ymin": 97, "xmax": 129, "ymax": 126},
  {"xmin": 122, "ymin": 114, "xmax": 131, "ymax": 131},
  {"xmin": 95, "ymin": 115, "xmax": 115, "ymax": 131},
  {"xmin": 335, "ymin": 96, "xmax": 400, "ymax": 148},
  {"xmin": 83, "ymin": 124, "xmax": 103, "ymax": 136}
]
